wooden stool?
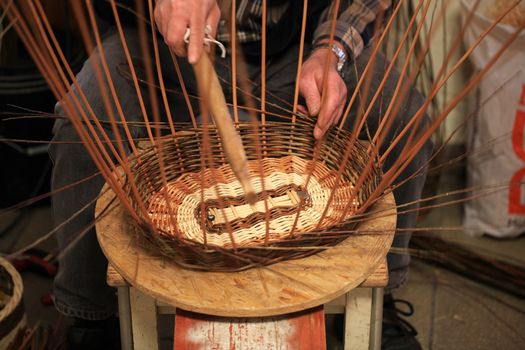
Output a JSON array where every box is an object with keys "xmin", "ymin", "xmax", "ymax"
[
  {"xmin": 96, "ymin": 190, "xmax": 395, "ymax": 350},
  {"xmin": 107, "ymin": 259, "xmax": 387, "ymax": 350}
]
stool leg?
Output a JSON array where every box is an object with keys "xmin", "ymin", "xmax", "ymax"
[
  {"xmin": 344, "ymin": 288, "xmax": 373, "ymax": 350},
  {"xmin": 130, "ymin": 287, "xmax": 159, "ymax": 350},
  {"xmin": 369, "ymin": 288, "xmax": 384, "ymax": 350},
  {"xmin": 117, "ymin": 286, "xmax": 133, "ymax": 350}
]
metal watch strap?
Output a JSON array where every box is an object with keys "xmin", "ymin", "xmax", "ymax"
[{"xmin": 330, "ymin": 44, "xmax": 347, "ymax": 74}]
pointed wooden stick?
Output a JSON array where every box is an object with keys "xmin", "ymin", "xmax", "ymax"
[{"xmin": 192, "ymin": 52, "xmax": 256, "ymax": 204}]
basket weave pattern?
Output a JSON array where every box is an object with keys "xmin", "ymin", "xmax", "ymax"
[{"xmin": 126, "ymin": 121, "xmax": 381, "ymax": 271}]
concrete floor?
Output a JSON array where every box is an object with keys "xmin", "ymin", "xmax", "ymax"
[
  {"xmin": 1, "ymin": 169, "xmax": 525, "ymax": 349},
  {"xmin": 396, "ymin": 169, "xmax": 525, "ymax": 350}
]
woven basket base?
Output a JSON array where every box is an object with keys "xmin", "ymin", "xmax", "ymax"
[{"xmin": 147, "ymin": 155, "xmax": 359, "ymax": 248}]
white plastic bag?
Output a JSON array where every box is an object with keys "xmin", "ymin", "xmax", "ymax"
[{"xmin": 462, "ymin": 0, "xmax": 525, "ymax": 238}]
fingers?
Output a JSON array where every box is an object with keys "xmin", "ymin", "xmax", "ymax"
[
  {"xmin": 188, "ymin": 2, "xmax": 221, "ymax": 64},
  {"xmin": 155, "ymin": 0, "xmax": 189, "ymax": 56},
  {"xmin": 299, "ymin": 65, "xmax": 347, "ymax": 140},
  {"xmin": 154, "ymin": 0, "xmax": 221, "ymax": 63},
  {"xmin": 165, "ymin": 16, "xmax": 189, "ymax": 57},
  {"xmin": 207, "ymin": 4, "xmax": 221, "ymax": 39},
  {"xmin": 314, "ymin": 73, "xmax": 347, "ymax": 140},
  {"xmin": 188, "ymin": 8, "xmax": 206, "ymax": 64},
  {"xmin": 299, "ymin": 72, "xmax": 322, "ymax": 117},
  {"xmin": 154, "ymin": 0, "xmax": 170, "ymax": 35}
]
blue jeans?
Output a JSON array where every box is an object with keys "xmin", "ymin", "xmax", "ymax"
[{"xmin": 50, "ymin": 28, "xmax": 432, "ymax": 320}]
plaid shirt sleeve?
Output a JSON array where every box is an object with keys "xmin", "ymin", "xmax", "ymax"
[{"xmin": 312, "ymin": 0, "xmax": 392, "ymax": 61}]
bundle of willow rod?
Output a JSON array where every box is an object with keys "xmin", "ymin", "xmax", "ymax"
[
  {"xmin": 126, "ymin": 120, "xmax": 380, "ymax": 270},
  {"xmin": 0, "ymin": 257, "xmax": 25, "ymax": 350},
  {"xmin": 410, "ymin": 234, "xmax": 525, "ymax": 300}
]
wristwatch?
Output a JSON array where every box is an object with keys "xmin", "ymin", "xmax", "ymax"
[
  {"xmin": 331, "ymin": 44, "xmax": 347, "ymax": 76},
  {"xmin": 312, "ymin": 42, "xmax": 348, "ymax": 77}
]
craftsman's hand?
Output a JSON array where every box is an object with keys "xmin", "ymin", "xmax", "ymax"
[
  {"xmin": 299, "ymin": 46, "xmax": 347, "ymax": 140},
  {"xmin": 154, "ymin": 0, "xmax": 220, "ymax": 64}
]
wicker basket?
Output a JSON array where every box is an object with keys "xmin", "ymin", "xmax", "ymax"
[
  {"xmin": 0, "ymin": 257, "xmax": 26, "ymax": 349},
  {"xmin": 125, "ymin": 120, "xmax": 381, "ymax": 271}
]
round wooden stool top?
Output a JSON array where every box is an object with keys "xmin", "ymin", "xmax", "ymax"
[{"xmin": 96, "ymin": 187, "xmax": 396, "ymax": 317}]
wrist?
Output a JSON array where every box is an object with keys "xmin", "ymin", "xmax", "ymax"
[
  {"xmin": 311, "ymin": 47, "xmax": 338, "ymax": 68},
  {"xmin": 311, "ymin": 40, "xmax": 348, "ymax": 75}
]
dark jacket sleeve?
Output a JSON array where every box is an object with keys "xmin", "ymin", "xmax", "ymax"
[{"xmin": 94, "ymin": 0, "xmax": 149, "ymax": 26}]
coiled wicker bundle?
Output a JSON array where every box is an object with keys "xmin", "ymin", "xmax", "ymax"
[
  {"xmin": 125, "ymin": 119, "xmax": 381, "ymax": 271},
  {"xmin": 0, "ymin": 257, "xmax": 26, "ymax": 349}
]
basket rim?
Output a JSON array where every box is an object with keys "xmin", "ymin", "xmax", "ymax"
[{"xmin": 121, "ymin": 121, "xmax": 382, "ymax": 270}]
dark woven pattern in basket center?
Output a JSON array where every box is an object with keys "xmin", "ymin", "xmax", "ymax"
[{"xmin": 198, "ymin": 184, "xmax": 312, "ymax": 234}]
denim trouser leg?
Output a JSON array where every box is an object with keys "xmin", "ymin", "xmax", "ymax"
[
  {"xmin": 49, "ymin": 27, "xmax": 220, "ymax": 319},
  {"xmin": 50, "ymin": 29, "xmax": 158, "ymax": 320},
  {"xmin": 342, "ymin": 48, "xmax": 433, "ymax": 290}
]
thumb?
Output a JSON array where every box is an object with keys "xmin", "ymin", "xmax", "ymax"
[{"xmin": 297, "ymin": 104, "xmax": 308, "ymax": 115}]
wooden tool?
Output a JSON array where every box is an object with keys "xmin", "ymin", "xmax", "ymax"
[{"xmin": 191, "ymin": 52, "xmax": 257, "ymax": 204}]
